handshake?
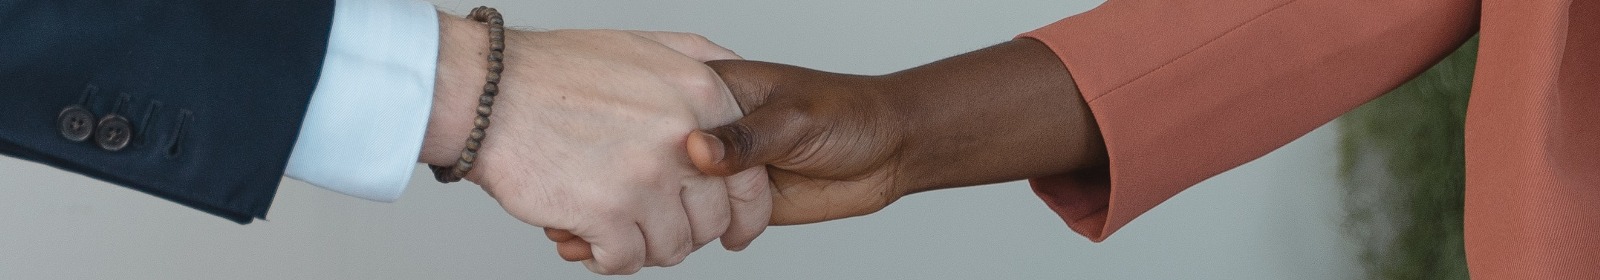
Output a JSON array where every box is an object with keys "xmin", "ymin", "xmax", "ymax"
[{"xmin": 422, "ymin": 8, "xmax": 1099, "ymax": 275}]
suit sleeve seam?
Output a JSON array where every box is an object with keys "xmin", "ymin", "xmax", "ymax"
[{"xmin": 1090, "ymin": 0, "xmax": 1304, "ymax": 104}]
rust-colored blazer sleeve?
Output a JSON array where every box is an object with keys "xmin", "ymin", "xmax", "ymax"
[
  {"xmin": 1017, "ymin": 0, "xmax": 1479, "ymax": 241},
  {"xmin": 1464, "ymin": 1, "xmax": 1600, "ymax": 278}
]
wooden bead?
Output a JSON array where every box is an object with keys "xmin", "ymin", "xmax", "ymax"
[
  {"xmin": 474, "ymin": 116, "xmax": 491, "ymax": 128},
  {"xmin": 477, "ymin": 104, "xmax": 493, "ymax": 115},
  {"xmin": 435, "ymin": 6, "xmax": 507, "ymax": 184}
]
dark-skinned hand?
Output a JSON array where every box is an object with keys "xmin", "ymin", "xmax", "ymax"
[{"xmin": 551, "ymin": 38, "xmax": 1106, "ymax": 262}]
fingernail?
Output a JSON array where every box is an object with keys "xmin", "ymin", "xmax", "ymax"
[{"xmin": 696, "ymin": 131, "xmax": 726, "ymax": 163}]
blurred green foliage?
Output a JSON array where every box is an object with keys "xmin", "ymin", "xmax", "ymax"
[{"xmin": 1338, "ymin": 36, "xmax": 1477, "ymax": 279}]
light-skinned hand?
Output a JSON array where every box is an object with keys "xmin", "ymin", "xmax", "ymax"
[{"xmin": 421, "ymin": 14, "xmax": 772, "ymax": 275}]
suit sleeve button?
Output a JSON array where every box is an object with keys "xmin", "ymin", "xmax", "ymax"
[
  {"xmin": 58, "ymin": 106, "xmax": 95, "ymax": 142},
  {"xmin": 95, "ymin": 114, "xmax": 132, "ymax": 151}
]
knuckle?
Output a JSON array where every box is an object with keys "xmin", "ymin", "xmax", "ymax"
[
  {"xmin": 727, "ymin": 176, "xmax": 769, "ymax": 204},
  {"xmin": 676, "ymin": 68, "xmax": 725, "ymax": 96},
  {"xmin": 665, "ymin": 252, "xmax": 690, "ymax": 267},
  {"xmin": 681, "ymin": 33, "xmax": 714, "ymax": 47},
  {"xmin": 695, "ymin": 214, "xmax": 731, "ymax": 243},
  {"xmin": 653, "ymin": 252, "xmax": 688, "ymax": 268},
  {"xmin": 692, "ymin": 235, "xmax": 717, "ymax": 250},
  {"xmin": 680, "ymin": 32, "xmax": 710, "ymax": 41},
  {"xmin": 616, "ymin": 266, "xmax": 640, "ymax": 275},
  {"xmin": 659, "ymin": 31, "xmax": 711, "ymax": 45},
  {"xmin": 598, "ymin": 256, "xmax": 644, "ymax": 275},
  {"xmin": 605, "ymin": 264, "xmax": 641, "ymax": 275},
  {"xmin": 621, "ymin": 259, "xmax": 645, "ymax": 274}
]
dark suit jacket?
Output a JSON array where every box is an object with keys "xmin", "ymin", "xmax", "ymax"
[{"xmin": 0, "ymin": 0, "xmax": 335, "ymax": 223}]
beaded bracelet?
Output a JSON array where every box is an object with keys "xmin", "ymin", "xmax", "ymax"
[{"xmin": 430, "ymin": 6, "xmax": 505, "ymax": 183}]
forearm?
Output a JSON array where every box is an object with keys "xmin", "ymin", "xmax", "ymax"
[{"xmin": 884, "ymin": 38, "xmax": 1105, "ymax": 193}]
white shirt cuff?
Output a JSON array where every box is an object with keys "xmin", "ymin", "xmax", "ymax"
[{"xmin": 284, "ymin": 0, "xmax": 439, "ymax": 202}]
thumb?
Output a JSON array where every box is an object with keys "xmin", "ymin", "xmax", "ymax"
[
  {"xmin": 707, "ymin": 60, "xmax": 798, "ymax": 114},
  {"xmin": 687, "ymin": 104, "xmax": 811, "ymax": 177}
]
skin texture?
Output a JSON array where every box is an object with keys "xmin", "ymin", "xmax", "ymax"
[
  {"xmin": 552, "ymin": 38, "xmax": 1108, "ymax": 261},
  {"xmin": 693, "ymin": 39, "xmax": 1106, "ymax": 225},
  {"xmin": 419, "ymin": 13, "xmax": 771, "ymax": 275}
]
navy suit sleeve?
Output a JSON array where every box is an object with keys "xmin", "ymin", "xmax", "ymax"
[{"xmin": 0, "ymin": 0, "xmax": 336, "ymax": 223}]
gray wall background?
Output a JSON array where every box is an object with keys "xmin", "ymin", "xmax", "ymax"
[{"xmin": 0, "ymin": 1, "xmax": 1360, "ymax": 279}]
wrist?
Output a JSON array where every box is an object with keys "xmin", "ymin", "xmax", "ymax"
[
  {"xmin": 882, "ymin": 39, "xmax": 1102, "ymax": 193},
  {"xmin": 420, "ymin": 11, "xmax": 490, "ymax": 166},
  {"xmin": 874, "ymin": 73, "xmax": 950, "ymax": 195}
]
